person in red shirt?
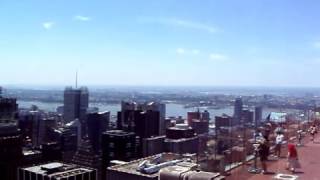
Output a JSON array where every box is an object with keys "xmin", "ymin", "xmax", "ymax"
[{"xmin": 286, "ymin": 143, "xmax": 300, "ymax": 173}]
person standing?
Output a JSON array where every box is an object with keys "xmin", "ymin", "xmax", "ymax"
[
  {"xmin": 309, "ymin": 125, "xmax": 317, "ymax": 143},
  {"xmin": 258, "ymin": 138, "xmax": 269, "ymax": 174},
  {"xmin": 275, "ymin": 132, "xmax": 284, "ymax": 157},
  {"xmin": 297, "ymin": 130, "xmax": 303, "ymax": 146},
  {"xmin": 286, "ymin": 143, "xmax": 300, "ymax": 173}
]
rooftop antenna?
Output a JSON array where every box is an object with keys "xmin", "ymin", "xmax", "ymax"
[{"xmin": 75, "ymin": 70, "xmax": 78, "ymax": 88}]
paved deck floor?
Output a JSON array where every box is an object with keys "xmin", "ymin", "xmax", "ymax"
[{"xmin": 227, "ymin": 133, "xmax": 320, "ymax": 180}]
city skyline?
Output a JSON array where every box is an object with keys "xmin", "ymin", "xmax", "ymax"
[{"xmin": 1, "ymin": 0, "xmax": 320, "ymax": 87}]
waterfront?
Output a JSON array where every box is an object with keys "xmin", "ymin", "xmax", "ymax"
[{"xmin": 18, "ymin": 100, "xmax": 302, "ymax": 119}]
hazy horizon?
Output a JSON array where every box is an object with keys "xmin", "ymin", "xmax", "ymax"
[{"xmin": 0, "ymin": 85, "xmax": 320, "ymax": 95}]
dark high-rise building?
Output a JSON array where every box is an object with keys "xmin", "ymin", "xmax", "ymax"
[
  {"xmin": 72, "ymin": 139, "xmax": 102, "ymax": 179},
  {"xmin": 0, "ymin": 96, "xmax": 18, "ymax": 122},
  {"xmin": 201, "ymin": 110, "xmax": 210, "ymax": 121},
  {"xmin": 117, "ymin": 101, "xmax": 136, "ymax": 130},
  {"xmin": 63, "ymin": 87, "xmax": 89, "ymax": 136},
  {"xmin": 102, "ymin": 130, "xmax": 136, "ymax": 179},
  {"xmin": 22, "ymin": 149, "xmax": 42, "ymax": 167},
  {"xmin": 118, "ymin": 101, "xmax": 165, "ymax": 135},
  {"xmin": 187, "ymin": 111, "xmax": 201, "ymax": 126},
  {"xmin": 164, "ymin": 136, "xmax": 199, "ymax": 155},
  {"xmin": 215, "ymin": 115, "xmax": 232, "ymax": 129},
  {"xmin": 190, "ymin": 119, "xmax": 209, "ymax": 135},
  {"xmin": 18, "ymin": 162, "xmax": 97, "ymax": 180},
  {"xmin": 18, "ymin": 111, "xmax": 34, "ymax": 141},
  {"xmin": 42, "ymin": 142, "xmax": 62, "ymax": 162},
  {"xmin": 0, "ymin": 123, "xmax": 23, "ymax": 180},
  {"xmin": 18, "ymin": 110, "xmax": 46, "ymax": 147},
  {"xmin": 117, "ymin": 102, "xmax": 163, "ymax": 158},
  {"xmin": 234, "ymin": 98, "xmax": 243, "ymax": 125},
  {"xmin": 164, "ymin": 125, "xmax": 198, "ymax": 154},
  {"xmin": 255, "ymin": 106, "xmax": 263, "ymax": 126},
  {"xmin": 0, "ymin": 93, "xmax": 21, "ymax": 180},
  {"xmin": 139, "ymin": 102, "xmax": 166, "ymax": 135},
  {"xmin": 102, "ymin": 130, "xmax": 136, "ymax": 165},
  {"xmin": 87, "ymin": 111, "xmax": 110, "ymax": 153},
  {"xmin": 241, "ymin": 109, "xmax": 254, "ymax": 124},
  {"xmin": 166, "ymin": 125, "xmax": 195, "ymax": 139},
  {"xmin": 134, "ymin": 110, "xmax": 160, "ymax": 139},
  {"xmin": 143, "ymin": 136, "xmax": 166, "ymax": 157},
  {"xmin": 187, "ymin": 110, "xmax": 210, "ymax": 135},
  {"xmin": 60, "ymin": 119, "xmax": 82, "ymax": 162}
]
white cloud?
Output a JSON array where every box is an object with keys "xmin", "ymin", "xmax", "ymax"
[
  {"xmin": 209, "ymin": 53, "xmax": 228, "ymax": 61},
  {"xmin": 42, "ymin": 22, "xmax": 55, "ymax": 30},
  {"xmin": 138, "ymin": 17, "xmax": 219, "ymax": 33},
  {"xmin": 74, "ymin": 15, "xmax": 91, "ymax": 21},
  {"xmin": 169, "ymin": 19, "xmax": 218, "ymax": 33},
  {"xmin": 176, "ymin": 48, "xmax": 185, "ymax": 54},
  {"xmin": 176, "ymin": 48, "xmax": 201, "ymax": 55},
  {"xmin": 313, "ymin": 41, "xmax": 320, "ymax": 49},
  {"xmin": 191, "ymin": 49, "xmax": 200, "ymax": 55}
]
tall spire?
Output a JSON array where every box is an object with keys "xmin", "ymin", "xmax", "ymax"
[{"xmin": 75, "ymin": 70, "xmax": 78, "ymax": 88}]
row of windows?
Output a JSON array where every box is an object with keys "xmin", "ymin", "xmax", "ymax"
[
  {"xmin": 18, "ymin": 169, "xmax": 96, "ymax": 180},
  {"xmin": 108, "ymin": 142, "xmax": 132, "ymax": 148}
]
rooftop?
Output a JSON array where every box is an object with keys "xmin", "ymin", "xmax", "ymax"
[
  {"xmin": 21, "ymin": 162, "xmax": 95, "ymax": 178},
  {"xmin": 104, "ymin": 130, "xmax": 135, "ymax": 136},
  {"xmin": 107, "ymin": 153, "xmax": 195, "ymax": 178},
  {"xmin": 268, "ymin": 112, "xmax": 287, "ymax": 123}
]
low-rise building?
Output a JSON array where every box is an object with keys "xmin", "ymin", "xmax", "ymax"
[{"xmin": 18, "ymin": 162, "xmax": 97, "ymax": 180}]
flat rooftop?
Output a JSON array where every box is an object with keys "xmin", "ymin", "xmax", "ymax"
[
  {"xmin": 22, "ymin": 162, "xmax": 95, "ymax": 178},
  {"xmin": 107, "ymin": 153, "xmax": 194, "ymax": 178}
]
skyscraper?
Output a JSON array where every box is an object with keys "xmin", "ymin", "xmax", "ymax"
[
  {"xmin": 255, "ymin": 106, "xmax": 263, "ymax": 127},
  {"xmin": 241, "ymin": 109, "xmax": 254, "ymax": 124},
  {"xmin": 215, "ymin": 115, "xmax": 232, "ymax": 130},
  {"xmin": 118, "ymin": 101, "xmax": 165, "ymax": 136},
  {"xmin": 142, "ymin": 102, "xmax": 166, "ymax": 135},
  {"xmin": 72, "ymin": 138, "xmax": 102, "ymax": 179},
  {"xmin": 201, "ymin": 110, "xmax": 210, "ymax": 121},
  {"xmin": 134, "ymin": 110, "xmax": 160, "ymax": 139},
  {"xmin": 117, "ymin": 101, "xmax": 136, "ymax": 130},
  {"xmin": 234, "ymin": 98, "xmax": 243, "ymax": 125},
  {"xmin": 187, "ymin": 110, "xmax": 201, "ymax": 126},
  {"xmin": 60, "ymin": 119, "xmax": 81, "ymax": 162},
  {"xmin": 87, "ymin": 111, "xmax": 110, "ymax": 153},
  {"xmin": 63, "ymin": 86, "xmax": 89, "ymax": 135},
  {"xmin": 0, "ymin": 95, "xmax": 18, "ymax": 123},
  {"xmin": 0, "ymin": 91, "xmax": 21, "ymax": 180},
  {"xmin": 102, "ymin": 130, "xmax": 136, "ymax": 179},
  {"xmin": 42, "ymin": 142, "xmax": 62, "ymax": 162},
  {"xmin": 0, "ymin": 124, "xmax": 23, "ymax": 180}
]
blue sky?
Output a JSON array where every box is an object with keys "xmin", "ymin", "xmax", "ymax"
[{"xmin": 1, "ymin": 0, "xmax": 320, "ymax": 87}]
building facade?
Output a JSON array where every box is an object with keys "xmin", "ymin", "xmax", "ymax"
[
  {"xmin": 18, "ymin": 162, "xmax": 97, "ymax": 180},
  {"xmin": 63, "ymin": 87, "xmax": 89, "ymax": 133}
]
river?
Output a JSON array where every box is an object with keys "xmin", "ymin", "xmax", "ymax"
[{"xmin": 17, "ymin": 100, "xmax": 302, "ymax": 119}]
